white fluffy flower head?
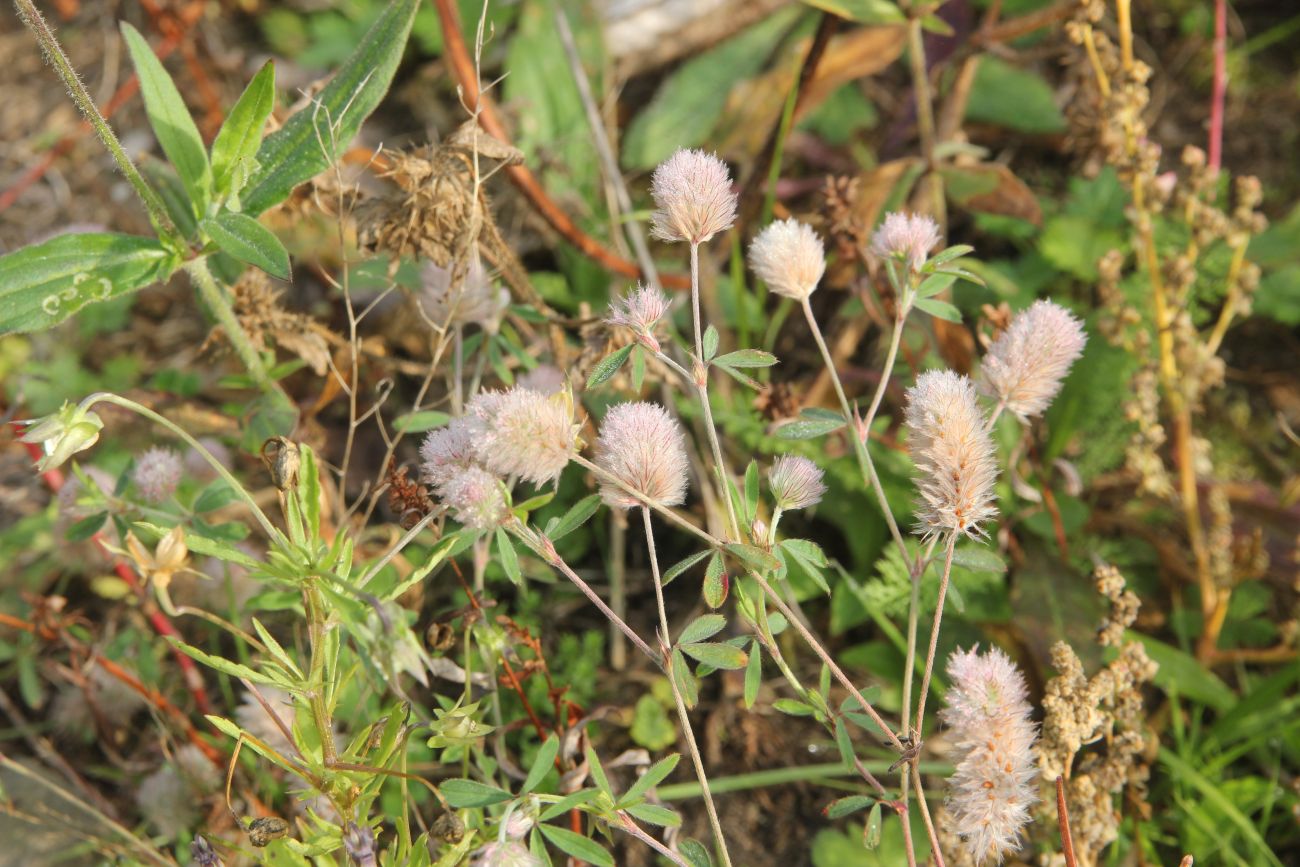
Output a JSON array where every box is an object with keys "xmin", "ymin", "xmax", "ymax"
[
  {"xmin": 748, "ymin": 218, "xmax": 826, "ymax": 300},
  {"xmin": 594, "ymin": 402, "xmax": 690, "ymax": 510},
  {"xmin": 420, "ymin": 253, "xmax": 510, "ymax": 332},
  {"xmin": 768, "ymin": 455, "xmax": 826, "ymax": 511},
  {"xmin": 904, "ymin": 370, "xmax": 998, "ymax": 540},
  {"xmin": 606, "ymin": 283, "xmax": 671, "ymax": 351},
  {"xmin": 133, "ymin": 447, "xmax": 182, "ymax": 503},
  {"xmin": 650, "ymin": 149, "xmax": 738, "ymax": 245},
  {"xmin": 870, "ymin": 211, "xmax": 942, "ymax": 271},
  {"xmin": 470, "ymin": 841, "xmax": 540, "ymax": 867},
  {"xmin": 940, "ymin": 645, "xmax": 1039, "ymax": 864},
  {"xmin": 979, "ymin": 299, "xmax": 1086, "ymax": 421},
  {"xmin": 470, "ymin": 387, "xmax": 579, "ymax": 486},
  {"xmin": 440, "ymin": 465, "xmax": 507, "ymax": 531}
]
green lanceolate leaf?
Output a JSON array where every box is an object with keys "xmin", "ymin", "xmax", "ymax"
[
  {"xmin": 0, "ymin": 233, "xmax": 177, "ymax": 334},
  {"xmin": 680, "ymin": 641, "xmax": 748, "ymax": 670},
  {"xmin": 538, "ymin": 825, "xmax": 614, "ymax": 867},
  {"xmin": 521, "ymin": 736, "xmax": 560, "ymax": 795},
  {"xmin": 240, "ymin": 0, "xmax": 420, "ymax": 216},
  {"xmin": 678, "ymin": 614, "xmax": 727, "ymax": 645},
  {"xmin": 496, "ymin": 526, "xmax": 522, "ymax": 585},
  {"xmin": 702, "ymin": 325, "xmax": 719, "ymax": 361},
  {"xmin": 725, "ymin": 542, "xmax": 781, "ymax": 574},
  {"xmin": 619, "ymin": 753, "xmax": 681, "ymax": 806},
  {"xmin": 743, "ymin": 639, "xmax": 761, "ymax": 708},
  {"xmin": 439, "ymin": 779, "xmax": 512, "ymax": 808},
  {"xmin": 201, "ymin": 212, "xmax": 291, "ymax": 280},
  {"xmin": 120, "ymin": 23, "xmax": 211, "ymax": 213},
  {"xmin": 670, "ymin": 647, "xmax": 699, "ymax": 708},
  {"xmin": 774, "ymin": 408, "xmax": 846, "ymax": 440},
  {"xmin": 913, "ymin": 296, "xmax": 963, "ymax": 322},
  {"xmin": 586, "ymin": 344, "xmax": 634, "ymax": 389},
  {"xmin": 211, "ymin": 60, "xmax": 276, "ymax": 202},
  {"xmin": 703, "ymin": 551, "xmax": 728, "ymax": 608},
  {"xmin": 824, "ymin": 795, "xmax": 874, "ymax": 819},
  {"xmin": 713, "ymin": 348, "xmax": 778, "ymax": 368},
  {"xmin": 663, "ymin": 549, "xmax": 712, "ymax": 586},
  {"xmin": 546, "ymin": 494, "xmax": 601, "ymax": 542}
]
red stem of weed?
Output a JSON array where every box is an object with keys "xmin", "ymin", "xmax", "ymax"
[{"xmin": 1209, "ymin": 0, "xmax": 1226, "ymax": 172}]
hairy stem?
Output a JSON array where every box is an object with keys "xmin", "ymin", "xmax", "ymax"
[
  {"xmin": 913, "ymin": 532, "xmax": 957, "ymax": 739},
  {"xmin": 643, "ymin": 507, "xmax": 734, "ymax": 867},
  {"xmin": 800, "ymin": 298, "xmax": 907, "ymax": 557},
  {"xmin": 186, "ymin": 258, "xmax": 275, "ymax": 393},
  {"xmin": 14, "ymin": 0, "xmax": 177, "ymax": 241}
]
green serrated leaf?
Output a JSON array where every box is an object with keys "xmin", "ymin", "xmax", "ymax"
[
  {"xmin": 522, "ymin": 736, "xmax": 559, "ymax": 795},
  {"xmin": 120, "ymin": 23, "xmax": 210, "ymax": 212},
  {"xmin": 586, "ymin": 344, "xmax": 634, "ymax": 389},
  {"xmin": 241, "ymin": 0, "xmax": 420, "ymax": 215},
  {"xmin": 538, "ymin": 825, "xmax": 613, "ymax": 867},
  {"xmin": 439, "ymin": 778, "xmax": 512, "ymax": 808},
  {"xmin": 212, "ymin": 61, "xmax": 276, "ymax": 197},
  {"xmin": 201, "ymin": 212, "xmax": 291, "ymax": 280},
  {"xmin": 678, "ymin": 614, "xmax": 727, "ymax": 645},
  {"xmin": 680, "ymin": 641, "xmax": 747, "ymax": 670},
  {"xmin": 0, "ymin": 234, "xmax": 176, "ymax": 334}
]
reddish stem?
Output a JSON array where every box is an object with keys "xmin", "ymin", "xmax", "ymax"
[
  {"xmin": 1209, "ymin": 0, "xmax": 1226, "ymax": 172},
  {"xmin": 11, "ymin": 423, "xmax": 211, "ymax": 714}
]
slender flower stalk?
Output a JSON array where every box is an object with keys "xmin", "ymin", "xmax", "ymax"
[{"xmin": 642, "ymin": 507, "xmax": 733, "ymax": 867}]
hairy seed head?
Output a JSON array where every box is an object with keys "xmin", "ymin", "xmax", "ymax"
[
  {"xmin": 649, "ymin": 149, "xmax": 738, "ymax": 245},
  {"xmin": 870, "ymin": 211, "xmax": 942, "ymax": 271},
  {"xmin": 594, "ymin": 402, "xmax": 690, "ymax": 509},
  {"xmin": 979, "ymin": 299, "xmax": 1086, "ymax": 421},
  {"xmin": 470, "ymin": 387, "xmax": 579, "ymax": 486},
  {"xmin": 133, "ymin": 447, "xmax": 182, "ymax": 503},
  {"xmin": 768, "ymin": 454, "xmax": 827, "ymax": 511},
  {"xmin": 904, "ymin": 370, "xmax": 998, "ymax": 540},
  {"xmin": 940, "ymin": 645, "xmax": 1039, "ymax": 865},
  {"xmin": 748, "ymin": 218, "xmax": 826, "ymax": 300}
]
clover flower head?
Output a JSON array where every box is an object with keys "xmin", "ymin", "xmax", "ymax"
[
  {"xmin": 941, "ymin": 645, "xmax": 1039, "ymax": 864},
  {"xmin": 469, "ymin": 841, "xmax": 541, "ymax": 867},
  {"xmin": 979, "ymin": 299, "xmax": 1087, "ymax": 421},
  {"xmin": 420, "ymin": 417, "xmax": 480, "ymax": 490},
  {"xmin": 420, "ymin": 253, "xmax": 510, "ymax": 332},
  {"xmin": 748, "ymin": 218, "xmax": 826, "ymax": 300},
  {"xmin": 768, "ymin": 454, "xmax": 827, "ymax": 511},
  {"xmin": 440, "ymin": 465, "xmax": 508, "ymax": 530},
  {"xmin": 606, "ymin": 283, "xmax": 671, "ymax": 351},
  {"xmin": 594, "ymin": 402, "xmax": 690, "ymax": 510},
  {"xmin": 904, "ymin": 370, "xmax": 998, "ymax": 540},
  {"xmin": 133, "ymin": 447, "xmax": 182, "ymax": 503},
  {"xmin": 469, "ymin": 387, "xmax": 579, "ymax": 486},
  {"xmin": 870, "ymin": 211, "xmax": 942, "ymax": 271},
  {"xmin": 650, "ymin": 149, "xmax": 738, "ymax": 245},
  {"xmin": 518, "ymin": 364, "xmax": 566, "ymax": 396}
]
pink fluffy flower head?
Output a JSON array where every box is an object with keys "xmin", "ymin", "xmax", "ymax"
[
  {"xmin": 650, "ymin": 149, "xmax": 738, "ymax": 245},
  {"xmin": 904, "ymin": 370, "xmax": 998, "ymax": 540},
  {"xmin": 606, "ymin": 283, "xmax": 671, "ymax": 352},
  {"xmin": 420, "ymin": 414, "xmax": 509, "ymax": 530},
  {"xmin": 748, "ymin": 218, "xmax": 826, "ymax": 301},
  {"xmin": 440, "ymin": 465, "xmax": 507, "ymax": 531},
  {"xmin": 940, "ymin": 645, "xmax": 1039, "ymax": 865},
  {"xmin": 594, "ymin": 402, "xmax": 690, "ymax": 510},
  {"xmin": 768, "ymin": 455, "xmax": 826, "ymax": 511},
  {"xmin": 419, "ymin": 416, "xmax": 479, "ymax": 490},
  {"xmin": 470, "ymin": 387, "xmax": 579, "ymax": 486},
  {"xmin": 979, "ymin": 299, "xmax": 1087, "ymax": 421},
  {"xmin": 870, "ymin": 211, "xmax": 942, "ymax": 272},
  {"xmin": 469, "ymin": 841, "xmax": 541, "ymax": 867},
  {"xmin": 133, "ymin": 447, "xmax": 182, "ymax": 503}
]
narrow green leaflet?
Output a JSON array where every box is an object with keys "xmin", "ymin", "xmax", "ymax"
[
  {"xmin": 546, "ymin": 494, "xmax": 601, "ymax": 542},
  {"xmin": 713, "ymin": 349, "xmax": 778, "ymax": 368},
  {"xmin": 537, "ymin": 788, "xmax": 599, "ymax": 822},
  {"xmin": 679, "ymin": 838, "xmax": 714, "ymax": 867},
  {"xmin": 0, "ymin": 233, "xmax": 177, "ymax": 333},
  {"xmin": 725, "ymin": 542, "xmax": 781, "ymax": 574},
  {"xmin": 780, "ymin": 538, "xmax": 831, "ymax": 595},
  {"xmin": 743, "ymin": 460, "xmax": 760, "ymax": 525},
  {"xmin": 211, "ymin": 60, "xmax": 276, "ymax": 201},
  {"xmin": 702, "ymin": 325, "xmax": 719, "ymax": 361},
  {"xmin": 201, "ymin": 212, "xmax": 291, "ymax": 280},
  {"xmin": 864, "ymin": 802, "xmax": 883, "ymax": 847},
  {"xmin": 774, "ymin": 408, "xmax": 847, "ymax": 440},
  {"xmin": 586, "ymin": 344, "xmax": 634, "ymax": 389},
  {"xmin": 584, "ymin": 745, "xmax": 613, "ymax": 798},
  {"xmin": 744, "ymin": 639, "xmax": 761, "ymax": 708},
  {"xmin": 538, "ymin": 825, "xmax": 614, "ymax": 867},
  {"xmin": 623, "ymin": 803, "xmax": 681, "ymax": 827},
  {"xmin": 392, "ymin": 410, "xmax": 451, "ymax": 433},
  {"xmin": 439, "ymin": 779, "xmax": 512, "ymax": 808},
  {"xmin": 120, "ymin": 23, "xmax": 210, "ymax": 213},
  {"xmin": 521, "ymin": 736, "xmax": 559, "ymax": 795},
  {"xmin": 678, "ymin": 614, "xmax": 727, "ymax": 645},
  {"xmin": 670, "ymin": 648, "xmax": 699, "ymax": 708},
  {"xmin": 495, "ymin": 526, "xmax": 522, "ymax": 585},
  {"xmin": 916, "ymin": 272, "xmax": 957, "ymax": 298},
  {"xmin": 951, "ymin": 545, "xmax": 1007, "ymax": 573},
  {"xmin": 619, "ymin": 753, "xmax": 681, "ymax": 806},
  {"xmin": 241, "ymin": 0, "xmax": 420, "ymax": 216},
  {"xmin": 703, "ymin": 551, "xmax": 727, "ymax": 608},
  {"xmin": 165, "ymin": 637, "xmax": 286, "ymax": 688},
  {"xmin": 663, "ymin": 549, "xmax": 712, "ymax": 586},
  {"xmin": 824, "ymin": 795, "xmax": 874, "ymax": 819},
  {"xmin": 680, "ymin": 641, "xmax": 747, "ymax": 670},
  {"xmin": 914, "ymin": 296, "xmax": 962, "ymax": 322}
]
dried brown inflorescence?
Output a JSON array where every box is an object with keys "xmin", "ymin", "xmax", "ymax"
[{"xmin": 1036, "ymin": 562, "xmax": 1157, "ymax": 866}]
